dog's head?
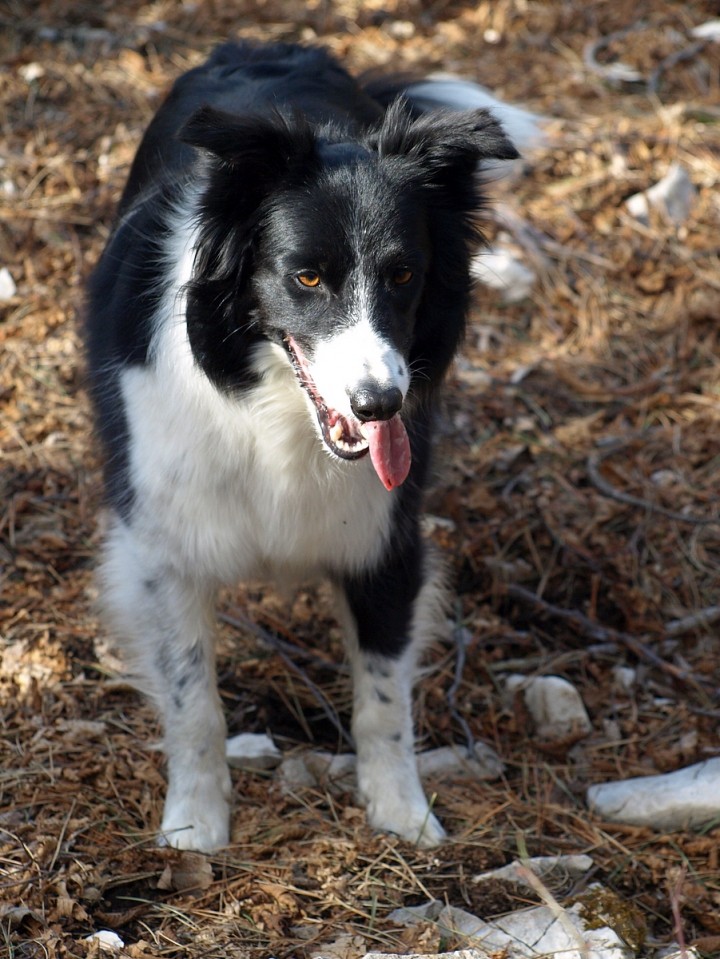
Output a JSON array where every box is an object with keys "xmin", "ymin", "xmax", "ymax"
[{"xmin": 181, "ymin": 101, "xmax": 517, "ymax": 488}]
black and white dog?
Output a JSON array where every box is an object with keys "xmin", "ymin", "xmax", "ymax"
[{"xmin": 86, "ymin": 40, "xmax": 528, "ymax": 851}]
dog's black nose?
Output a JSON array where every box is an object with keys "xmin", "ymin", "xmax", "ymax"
[{"xmin": 350, "ymin": 385, "xmax": 403, "ymax": 422}]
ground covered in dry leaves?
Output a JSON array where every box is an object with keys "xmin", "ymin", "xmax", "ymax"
[{"xmin": 2, "ymin": 1, "xmax": 720, "ymax": 957}]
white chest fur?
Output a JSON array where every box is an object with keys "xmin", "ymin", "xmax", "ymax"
[{"xmin": 120, "ymin": 333, "xmax": 395, "ymax": 585}]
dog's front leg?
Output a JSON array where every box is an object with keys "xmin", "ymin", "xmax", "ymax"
[
  {"xmin": 158, "ymin": 613, "xmax": 232, "ymax": 853},
  {"xmin": 337, "ymin": 548, "xmax": 446, "ymax": 847},
  {"xmin": 101, "ymin": 521, "xmax": 232, "ymax": 852}
]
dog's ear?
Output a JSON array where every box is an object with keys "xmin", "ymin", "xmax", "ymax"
[
  {"xmin": 376, "ymin": 99, "xmax": 519, "ymax": 180},
  {"xmin": 180, "ymin": 105, "xmax": 316, "ymax": 184},
  {"xmin": 374, "ymin": 102, "xmax": 519, "ymax": 394}
]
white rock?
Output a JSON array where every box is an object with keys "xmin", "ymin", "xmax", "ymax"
[
  {"xmin": 437, "ymin": 900, "xmax": 632, "ymax": 959},
  {"xmin": 59, "ymin": 719, "xmax": 107, "ymax": 740},
  {"xmin": 471, "ymin": 247, "xmax": 536, "ymax": 303},
  {"xmin": 84, "ymin": 930, "xmax": 125, "ymax": 952},
  {"xmin": 304, "ymin": 750, "xmax": 356, "ymax": 783},
  {"xmin": 650, "ymin": 468, "xmax": 679, "ymax": 488},
  {"xmin": 388, "ymin": 890, "xmax": 636, "ymax": 959},
  {"xmin": 611, "ymin": 665, "xmax": 636, "ymax": 692},
  {"xmin": 278, "ymin": 751, "xmax": 356, "ymax": 794},
  {"xmin": 473, "ymin": 854, "xmax": 594, "ymax": 888},
  {"xmin": 647, "ymin": 164, "xmax": 696, "ymax": 223},
  {"xmin": 278, "ymin": 754, "xmax": 318, "ymax": 790},
  {"xmin": 505, "ymin": 674, "xmax": 593, "ymax": 741},
  {"xmin": 625, "ymin": 191, "xmax": 650, "ymax": 222},
  {"xmin": 657, "ymin": 947, "xmax": 701, "ymax": 959},
  {"xmin": 417, "ymin": 742, "xmax": 504, "ymax": 781},
  {"xmin": 225, "ymin": 732, "xmax": 281, "ymax": 770},
  {"xmin": 691, "ymin": 19, "xmax": 720, "ymax": 41},
  {"xmin": 312, "ymin": 932, "xmax": 368, "ymax": 959},
  {"xmin": 19, "ymin": 62, "xmax": 45, "ymax": 83},
  {"xmin": 587, "ymin": 758, "xmax": 720, "ymax": 830},
  {"xmin": 602, "ymin": 718, "xmax": 622, "ymax": 742},
  {"xmin": 387, "ymin": 900, "xmax": 443, "ymax": 926},
  {"xmin": 404, "ymin": 78, "xmax": 546, "ymax": 155},
  {"xmin": 279, "ymin": 743, "xmax": 503, "ymax": 795},
  {"xmin": 385, "ymin": 19, "xmax": 415, "ymax": 40},
  {"xmin": 626, "ymin": 164, "xmax": 696, "ymax": 225},
  {"xmin": 0, "ymin": 267, "xmax": 17, "ymax": 301}
]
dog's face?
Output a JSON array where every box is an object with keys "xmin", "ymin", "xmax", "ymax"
[
  {"xmin": 251, "ymin": 162, "xmax": 433, "ymax": 488},
  {"xmin": 182, "ymin": 102, "xmax": 518, "ymax": 488}
]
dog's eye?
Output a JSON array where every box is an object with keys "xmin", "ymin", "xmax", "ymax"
[
  {"xmin": 392, "ymin": 268, "xmax": 413, "ymax": 286},
  {"xmin": 296, "ymin": 271, "xmax": 321, "ymax": 288}
]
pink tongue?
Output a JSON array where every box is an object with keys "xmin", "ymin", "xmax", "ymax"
[{"xmin": 363, "ymin": 415, "xmax": 411, "ymax": 491}]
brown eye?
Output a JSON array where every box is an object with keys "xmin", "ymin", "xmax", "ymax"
[
  {"xmin": 296, "ymin": 271, "xmax": 320, "ymax": 288},
  {"xmin": 393, "ymin": 268, "xmax": 413, "ymax": 286}
]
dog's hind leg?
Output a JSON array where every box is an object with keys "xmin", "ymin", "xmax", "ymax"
[
  {"xmin": 99, "ymin": 517, "xmax": 231, "ymax": 852},
  {"xmin": 336, "ymin": 548, "xmax": 447, "ymax": 847}
]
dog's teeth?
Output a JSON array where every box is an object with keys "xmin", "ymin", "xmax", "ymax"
[{"xmin": 329, "ymin": 421, "xmax": 344, "ymax": 443}]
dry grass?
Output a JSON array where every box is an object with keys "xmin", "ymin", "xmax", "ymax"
[{"xmin": 2, "ymin": 1, "xmax": 720, "ymax": 956}]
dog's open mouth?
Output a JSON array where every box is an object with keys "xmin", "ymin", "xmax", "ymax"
[
  {"xmin": 284, "ymin": 336, "xmax": 369, "ymax": 460},
  {"xmin": 284, "ymin": 335, "xmax": 411, "ymax": 490}
]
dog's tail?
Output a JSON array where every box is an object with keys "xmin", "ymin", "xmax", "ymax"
[{"xmin": 363, "ymin": 73, "xmax": 545, "ymax": 157}]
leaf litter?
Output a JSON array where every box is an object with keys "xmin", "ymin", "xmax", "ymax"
[{"xmin": 1, "ymin": 1, "xmax": 720, "ymax": 957}]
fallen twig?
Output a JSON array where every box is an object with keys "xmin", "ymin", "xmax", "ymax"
[
  {"xmin": 587, "ymin": 445, "xmax": 717, "ymax": 527},
  {"xmin": 219, "ymin": 610, "xmax": 354, "ymax": 749},
  {"xmin": 648, "ymin": 39, "xmax": 709, "ymax": 96},
  {"xmin": 583, "ymin": 27, "xmax": 644, "ymax": 85},
  {"xmin": 220, "ymin": 607, "xmax": 345, "ymax": 671},
  {"xmin": 665, "ymin": 605, "xmax": 720, "ymax": 637},
  {"xmin": 503, "ymin": 582, "xmax": 714, "ymax": 693}
]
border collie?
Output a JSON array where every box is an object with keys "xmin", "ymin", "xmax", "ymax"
[{"xmin": 86, "ymin": 39, "xmax": 525, "ymax": 851}]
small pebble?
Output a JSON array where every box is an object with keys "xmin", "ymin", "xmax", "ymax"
[{"xmin": 0, "ymin": 266, "xmax": 17, "ymax": 300}]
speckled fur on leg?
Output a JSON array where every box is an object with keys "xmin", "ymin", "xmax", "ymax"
[{"xmin": 336, "ymin": 551, "xmax": 448, "ymax": 846}]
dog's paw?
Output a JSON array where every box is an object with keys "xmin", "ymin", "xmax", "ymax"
[
  {"xmin": 159, "ymin": 792, "xmax": 230, "ymax": 852},
  {"xmin": 366, "ymin": 796, "xmax": 446, "ymax": 847}
]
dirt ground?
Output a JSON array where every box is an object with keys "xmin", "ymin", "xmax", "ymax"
[{"xmin": 2, "ymin": 1, "xmax": 720, "ymax": 957}]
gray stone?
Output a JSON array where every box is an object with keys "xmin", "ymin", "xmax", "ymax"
[{"xmin": 587, "ymin": 758, "xmax": 720, "ymax": 830}]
